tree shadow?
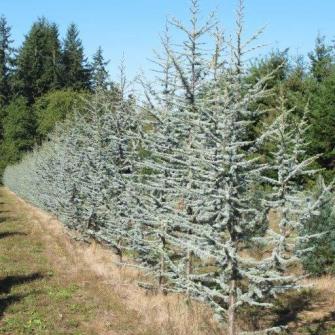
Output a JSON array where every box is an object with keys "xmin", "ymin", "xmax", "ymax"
[
  {"xmin": 272, "ymin": 290, "xmax": 314, "ymax": 327},
  {"xmin": 0, "ymin": 272, "xmax": 44, "ymax": 294},
  {"xmin": 0, "ymin": 293, "xmax": 26, "ymax": 317},
  {"xmin": 0, "ymin": 273, "xmax": 45, "ymax": 319},
  {"xmin": 240, "ymin": 293, "xmax": 335, "ymax": 334},
  {"xmin": 0, "ymin": 212, "xmax": 18, "ymax": 221},
  {"xmin": 0, "ymin": 231, "xmax": 27, "ymax": 239},
  {"xmin": 269, "ymin": 289, "xmax": 335, "ymax": 334}
]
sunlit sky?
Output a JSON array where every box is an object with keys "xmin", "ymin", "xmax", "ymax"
[{"xmin": 1, "ymin": 0, "xmax": 334, "ymax": 79}]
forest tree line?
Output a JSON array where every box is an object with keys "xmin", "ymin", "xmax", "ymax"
[
  {"xmin": 0, "ymin": 15, "xmax": 110, "ymax": 175},
  {"xmin": 0, "ymin": 15, "xmax": 335, "ymax": 180}
]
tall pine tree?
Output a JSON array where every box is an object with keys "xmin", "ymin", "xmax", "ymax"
[
  {"xmin": 0, "ymin": 15, "xmax": 14, "ymax": 151},
  {"xmin": 1, "ymin": 97, "xmax": 35, "ymax": 167},
  {"xmin": 0, "ymin": 15, "xmax": 14, "ymax": 107},
  {"xmin": 91, "ymin": 46, "xmax": 110, "ymax": 90},
  {"xmin": 13, "ymin": 18, "xmax": 62, "ymax": 103},
  {"xmin": 62, "ymin": 23, "xmax": 90, "ymax": 90},
  {"xmin": 308, "ymin": 34, "xmax": 333, "ymax": 83},
  {"xmin": 307, "ymin": 35, "xmax": 335, "ymax": 173}
]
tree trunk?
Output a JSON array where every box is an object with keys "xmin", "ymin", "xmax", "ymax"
[
  {"xmin": 228, "ymin": 279, "xmax": 236, "ymax": 335},
  {"xmin": 159, "ymin": 253, "xmax": 165, "ymax": 291},
  {"xmin": 159, "ymin": 222, "xmax": 167, "ymax": 294},
  {"xmin": 118, "ymin": 250, "xmax": 123, "ymax": 264},
  {"xmin": 115, "ymin": 240, "xmax": 123, "ymax": 266},
  {"xmin": 187, "ymin": 249, "xmax": 193, "ymax": 276},
  {"xmin": 186, "ymin": 249, "xmax": 193, "ymax": 297}
]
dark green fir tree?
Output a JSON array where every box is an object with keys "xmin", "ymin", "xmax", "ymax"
[
  {"xmin": 13, "ymin": 18, "xmax": 62, "ymax": 103},
  {"xmin": 91, "ymin": 46, "xmax": 110, "ymax": 90},
  {"xmin": 0, "ymin": 15, "xmax": 14, "ymax": 107},
  {"xmin": 62, "ymin": 23, "xmax": 91, "ymax": 90}
]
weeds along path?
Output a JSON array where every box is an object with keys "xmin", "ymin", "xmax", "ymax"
[{"xmin": 0, "ymin": 187, "xmax": 219, "ymax": 335}]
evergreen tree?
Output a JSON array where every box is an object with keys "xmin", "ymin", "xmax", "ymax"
[
  {"xmin": 13, "ymin": 18, "xmax": 62, "ymax": 103},
  {"xmin": 132, "ymin": 0, "xmax": 218, "ymax": 288},
  {"xmin": 0, "ymin": 15, "xmax": 14, "ymax": 107},
  {"xmin": 300, "ymin": 177, "xmax": 335, "ymax": 276},
  {"xmin": 308, "ymin": 34, "xmax": 334, "ymax": 83},
  {"xmin": 1, "ymin": 97, "xmax": 35, "ymax": 164},
  {"xmin": 136, "ymin": 2, "xmax": 333, "ymax": 334},
  {"xmin": 308, "ymin": 70, "xmax": 335, "ymax": 171},
  {"xmin": 49, "ymin": 23, "xmax": 63, "ymax": 88},
  {"xmin": 0, "ymin": 15, "xmax": 14, "ymax": 156},
  {"xmin": 284, "ymin": 56, "xmax": 310, "ymax": 117},
  {"xmin": 304, "ymin": 36, "xmax": 335, "ymax": 176},
  {"xmin": 246, "ymin": 49, "xmax": 289, "ymax": 136},
  {"xmin": 91, "ymin": 46, "xmax": 110, "ymax": 90},
  {"xmin": 62, "ymin": 23, "xmax": 91, "ymax": 90}
]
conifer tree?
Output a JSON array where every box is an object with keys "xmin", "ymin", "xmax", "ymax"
[
  {"xmin": 91, "ymin": 64, "xmax": 140, "ymax": 262},
  {"xmin": 62, "ymin": 23, "xmax": 91, "ymax": 90},
  {"xmin": 2, "ymin": 97, "xmax": 35, "ymax": 163},
  {"xmin": 136, "ymin": 1, "xmax": 333, "ymax": 334},
  {"xmin": 14, "ymin": 18, "xmax": 62, "ymax": 103},
  {"xmin": 308, "ymin": 34, "xmax": 334, "ymax": 83},
  {"xmin": 132, "ymin": 0, "xmax": 218, "ymax": 288},
  {"xmin": 91, "ymin": 46, "xmax": 110, "ymax": 90},
  {"xmin": 0, "ymin": 15, "xmax": 14, "ymax": 107},
  {"xmin": 308, "ymin": 67, "xmax": 335, "ymax": 171},
  {"xmin": 131, "ymin": 25, "xmax": 178, "ymax": 284},
  {"xmin": 300, "ymin": 177, "xmax": 335, "ymax": 275}
]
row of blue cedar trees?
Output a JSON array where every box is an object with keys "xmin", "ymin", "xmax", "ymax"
[
  {"xmin": 1, "ymin": 11, "xmax": 333, "ymax": 281},
  {"xmin": 0, "ymin": 15, "xmax": 110, "ymax": 173},
  {"xmin": 2, "ymin": 1, "xmax": 335, "ymax": 333}
]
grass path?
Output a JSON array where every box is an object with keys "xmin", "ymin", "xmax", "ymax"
[{"xmin": 0, "ymin": 187, "xmax": 158, "ymax": 335}]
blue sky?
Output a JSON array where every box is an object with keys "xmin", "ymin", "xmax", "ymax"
[{"xmin": 1, "ymin": 0, "xmax": 334, "ymax": 80}]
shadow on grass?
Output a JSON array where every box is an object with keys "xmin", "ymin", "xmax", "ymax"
[
  {"xmin": 0, "ymin": 294, "xmax": 26, "ymax": 317},
  {"xmin": 0, "ymin": 214, "xmax": 17, "ymax": 223},
  {"xmin": 0, "ymin": 273, "xmax": 44, "ymax": 319},
  {"xmin": 239, "ymin": 290, "xmax": 319, "ymax": 333},
  {"xmin": 0, "ymin": 273, "xmax": 44, "ymax": 294},
  {"xmin": 270, "ymin": 289, "xmax": 335, "ymax": 334},
  {"xmin": 0, "ymin": 231, "xmax": 27, "ymax": 239},
  {"xmin": 272, "ymin": 290, "xmax": 314, "ymax": 326}
]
